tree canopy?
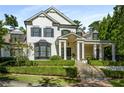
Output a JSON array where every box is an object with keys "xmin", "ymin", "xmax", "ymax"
[
  {"xmin": 0, "ymin": 20, "xmax": 8, "ymax": 47},
  {"xmin": 89, "ymin": 5, "xmax": 124, "ymax": 56},
  {"xmin": 4, "ymin": 14, "xmax": 18, "ymax": 29}
]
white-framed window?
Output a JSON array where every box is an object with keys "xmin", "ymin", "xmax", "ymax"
[
  {"xmin": 31, "ymin": 27, "xmax": 41, "ymax": 37},
  {"xmin": 43, "ymin": 28, "xmax": 54, "ymax": 37},
  {"xmin": 34, "ymin": 41, "xmax": 51, "ymax": 59}
]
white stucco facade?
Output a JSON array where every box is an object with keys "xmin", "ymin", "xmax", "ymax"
[
  {"xmin": 24, "ymin": 7, "xmax": 116, "ymax": 61},
  {"xmin": 0, "ymin": 7, "xmax": 115, "ymax": 62}
]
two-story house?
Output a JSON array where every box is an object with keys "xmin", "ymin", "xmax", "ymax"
[{"xmin": 24, "ymin": 7, "xmax": 116, "ymax": 62}]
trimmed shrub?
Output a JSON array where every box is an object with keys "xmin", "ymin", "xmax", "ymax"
[
  {"xmin": 0, "ymin": 57, "xmax": 15, "ymax": 63},
  {"xmin": 5, "ymin": 66, "xmax": 77, "ymax": 78},
  {"xmin": 65, "ymin": 67, "xmax": 77, "ymax": 78},
  {"xmin": 50, "ymin": 55, "xmax": 62, "ymax": 60},
  {"xmin": 101, "ymin": 69, "xmax": 124, "ymax": 78},
  {"xmin": 29, "ymin": 60, "xmax": 75, "ymax": 66},
  {"xmin": 89, "ymin": 60, "xmax": 124, "ymax": 66},
  {"xmin": 0, "ymin": 57, "xmax": 16, "ymax": 66},
  {"xmin": 0, "ymin": 66, "xmax": 8, "ymax": 73}
]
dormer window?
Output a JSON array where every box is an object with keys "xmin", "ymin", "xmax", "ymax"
[
  {"xmin": 31, "ymin": 27, "xmax": 41, "ymax": 37},
  {"xmin": 61, "ymin": 30, "xmax": 70, "ymax": 36},
  {"xmin": 92, "ymin": 30, "xmax": 99, "ymax": 40}
]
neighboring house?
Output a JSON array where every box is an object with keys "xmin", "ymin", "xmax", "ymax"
[
  {"xmin": 0, "ymin": 7, "xmax": 116, "ymax": 62},
  {"xmin": 24, "ymin": 7, "xmax": 116, "ymax": 61},
  {"xmin": 0, "ymin": 28, "xmax": 26, "ymax": 57}
]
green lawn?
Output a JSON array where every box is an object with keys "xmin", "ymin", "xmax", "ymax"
[
  {"xmin": 109, "ymin": 79, "xmax": 124, "ymax": 87},
  {"xmin": 30, "ymin": 60, "xmax": 75, "ymax": 66},
  {"xmin": 0, "ymin": 74, "xmax": 80, "ymax": 87},
  {"xmin": 0, "ymin": 60, "xmax": 78, "ymax": 86}
]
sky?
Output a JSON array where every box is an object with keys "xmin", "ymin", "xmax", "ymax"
[{"xmin": 0, "ymin": 5, "xmax": 114, "ymax": 31}]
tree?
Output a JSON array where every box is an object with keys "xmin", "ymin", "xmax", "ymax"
[
  {"xmin": 88, "ymin": 21, "xmax": 100, "ymax": 32},
  {"xmin": 89, "ymin": 5, "xmax": 124, "ymax": 60},
  {"xmin": 14, "ymin": 41, "xmax": 33, "ymax": 66},
  {"xmin": 19, "ymin": 26, "xmax": 26, "ymax": 34},
  {"xmin": 0, "ymin": 20, "xmax": 8, "ymax": 48},
  {"xmin": 4, "ymin": 14, "xmax": 18, "ymax": 29},
  {"xmin": 73, "ymin": 20, "xmax": 86, "ymax": 32},
  {"xmin": 73, "ymin": 20, "xmax": 82, "ymax": 29}
]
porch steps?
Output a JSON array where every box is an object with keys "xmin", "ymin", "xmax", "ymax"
[{"xmin": 76, "ymin": 61, "xmax": 105, "ymax": 80}]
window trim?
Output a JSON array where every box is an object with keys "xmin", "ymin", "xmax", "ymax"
[
  {"xmin": 93, "ymin": 33, "xmax": 98, "ymax": 40},
  {"xmin": 43, "ymin": 27, "xmax": 54, "ymax": 37},
  {"xmin": 34, "ymin": 41, "xmax": 51, "ymax": 59},
  {"xmin": 31, "ymin": 27, "xmax": 41, "ymax": 37}
]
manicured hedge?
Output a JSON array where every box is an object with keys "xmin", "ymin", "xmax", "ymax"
[
  {"xmin": 50, "ymin": 55, "xmax": 62, "ymax": 60},
  {"xmin": 28, "ymin": 60, "xmax": 75, "ymax": 66},
  {"xmin": 5, "ymin": 66, "xmax": 77, "ymax": 78},
  {"xmin": 89, "ymin": 60, "xmax": 124, "ymax": 66},
  {"xmin": 0, "ymin": 57, "xmax": 15, "ymax": 63},
  {"xmin": 101, "ymin": 69, "xmax": 124, "ymax": 78}
]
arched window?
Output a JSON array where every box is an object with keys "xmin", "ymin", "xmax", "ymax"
[
  {"xmin": 61, "ymin": 30, "xmax": 70, "ymax": 36},
  {"xmin": 34, "ymin": 40, "xmax": 51, "ymax": 59}
]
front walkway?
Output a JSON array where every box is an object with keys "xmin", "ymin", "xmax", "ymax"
[{"xmin": 75, "ymin": 62, "xmax": 112, "ymax": 87}]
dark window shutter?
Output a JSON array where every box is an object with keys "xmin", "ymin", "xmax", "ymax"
[
  {"xmin": 51, "ymin": 28, "xmax": 54, "ymax": 37},
  {"xmin": 31, "ymin": 28, "xmax": 34, "ymax": 36}
]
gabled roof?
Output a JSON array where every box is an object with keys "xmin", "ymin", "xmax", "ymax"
[
  {"xmin": 24, "ymin": 6, "xmax": 77, "ymax": 26},
  {"xmin": 58, "ymin": 32, "xmax": 86, "ymax": 40},
  {"xmin": 24, "ymin": 10, "xmax": 59, "ymax": 24},
  {"xmin": 44, "ymin": 6, "xmax": 77, "ymax": 25}
]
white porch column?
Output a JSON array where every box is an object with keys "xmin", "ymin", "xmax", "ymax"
[
  {"xmin": 99, "ymin": 44, "xmax": 102, "ymax": 61},
  {"xmin": 102, "ymin": 47, "xmax": 104, "ymax": 60},
  {"xmin": 82, "ymin": 41, "xmax": 85, "ymax": 60},
  {"xmin": 93, "ymin": 44, "xmax": 97, "ymax": 59},
  {"xmin": 77, "ymin": 41, "xmax": 80, "ymax": 60},
  {"xmin": 63, "ymin": 40, "xmax": 67, "ymax": 60},
  {"xmin": 59, "ymin": 41, "xmax": 62, "ymax": 57},
  {"xmin": 112, "ymin": 44, "xmax": 116, "ymax": 62}
]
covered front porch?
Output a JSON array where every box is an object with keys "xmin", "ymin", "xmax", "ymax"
[{"xmin": 57, "ymin": 32, "xmax": 116, "ymax": 62}]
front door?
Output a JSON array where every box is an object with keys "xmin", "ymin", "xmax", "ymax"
[{"xmin": 67, "ymin": 47, "xmax": 71, "ymax": 60}]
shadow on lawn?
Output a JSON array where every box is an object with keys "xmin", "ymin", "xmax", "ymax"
[
  {"xmin": 0, "ymin": 66, "xmax": 16, "ymax": 87},
  {"xmin": 0, "ymin": 76, "xmax": 16, "ymax": 87},
  {"xmin": 35, "ymin": 77, "xmax": 62, "ymax": 87}
]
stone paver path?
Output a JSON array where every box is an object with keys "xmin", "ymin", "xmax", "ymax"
[
  {"xmin": 0, "ymin": 80, "xmax": 28, "ymax": 87},
  {"xmin": 75, "ymin": 62, "xmax": 113, "ymax": 87}
]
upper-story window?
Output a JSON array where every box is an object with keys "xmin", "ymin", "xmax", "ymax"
[
  {"xmin": 92, "ymin": 30, "xmax": 99, "ymax": 40},
  {"xmin": 44, "ymin": 28, "xmax": 54, "ymax": 37},
  {"xmin": 93, "ymin": 33, "xmax": 98, "ymax": 40},
  {"xmin": 31, "ymin": 27, "xmax": 41, "ymax": 37},
  {"xmin": 61, "ymin": 30, "xmax": 70, "ymax": 36}
]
